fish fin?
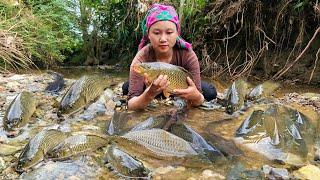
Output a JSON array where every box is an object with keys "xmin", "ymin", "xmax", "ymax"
[{"xmin": 163, "ymin": 90, "xmax": 171, "ymax": 98}]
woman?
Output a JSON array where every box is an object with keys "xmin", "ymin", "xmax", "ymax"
[{"xmin": 124, "ymin": 3, "xmax": 216, "ymax": 110}]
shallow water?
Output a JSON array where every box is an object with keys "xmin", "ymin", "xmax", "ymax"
[{"xmin": 0, "ymin": 67, "xmax": 320, "ymax": 179}]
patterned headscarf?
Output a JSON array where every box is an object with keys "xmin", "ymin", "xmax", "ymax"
[{"xmin": 138, "ymin": 3, "xmax": 192, "ymax": 50}]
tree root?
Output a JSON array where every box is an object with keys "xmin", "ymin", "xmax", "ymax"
[{"xmin": 272, "ymin": 27, "xmax": 320, "ymax": 80}]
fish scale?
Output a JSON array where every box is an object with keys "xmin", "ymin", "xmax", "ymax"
[
  {"xmin": 4, "ymin": 91, "xmax": 37, "ymax": 131},
  {"xmin": 133, "ymin": 62, "xmax": 193, "ymax": 97},
  {"xmin": 58, "ymin": 75, "xmax": 109, "ymax": 116},
  {"xmin": 47, "ymin": 134, "xmax": 109, "ymax": 160},
  {"xmin": 17, "ymin": 129, "xmax": 69, "ymax": 171},
  {"xmin": 122, "ymin": 129, "xmax": 197, "ymax": 157}
]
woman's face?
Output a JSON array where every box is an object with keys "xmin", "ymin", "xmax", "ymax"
[{"xmin": 148, "ymin": 21, "xmax": 178, "ymax": 54}]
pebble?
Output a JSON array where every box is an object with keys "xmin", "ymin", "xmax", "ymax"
[
  {"xmin": 201, "ymin": 169, "xmax": 225, "ymax": 179},
  {"xmin": 154, "ymin": 166, "xmax": 174, "ymax": 175},
  {"xmin": 293, "ymin": 164, "xmax": 320, "ymax": 180},
  {"xmin": 187, "ymin": 177, "xmax": 196, "ymax": 180},
  {"xmin": 271, "ymin": 168, "xmax": 289, "ymax": 179},
  {"xmin": 0, "ymin": 157, "xmax": 5, "ymax": 171}
]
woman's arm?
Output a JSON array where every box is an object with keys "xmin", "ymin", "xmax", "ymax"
[
  {"xmin": 128, "ymin": 74, "xmax": 169, "ymax": 110},
  {"xmin": 173, "ymin": 50, "xmax": 204, "ymax": 107},
  {"xmin": 173, "ymin": 77, "xmax": 204, "ymax": 107}
]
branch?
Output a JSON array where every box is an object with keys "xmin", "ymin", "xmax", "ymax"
[
  {"xmin": 273, "ymin": 27, "xmax": 320, "ymax": 80},
  {"xmin": 215, "ymin": 10, "xmax": 244, "ymax": 41},
  {"xmin": 308, "ymin": 47, "xmax": 320, "ymax": 83}
]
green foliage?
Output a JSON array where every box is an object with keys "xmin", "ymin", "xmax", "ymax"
[
  {"xmin": 1, "ymin": 0, "xmax": 319, "ymax": 81},
  {"xmin": 0, "ymin": 0, "xmax": 79, "ymax": 69},
  {"xmin": 96, "ymin": 0, "xmax": 140, "ymax": 64},
  {"xmin": 293, "ymin": 0, "xmax": 310, "ymax": 11}
]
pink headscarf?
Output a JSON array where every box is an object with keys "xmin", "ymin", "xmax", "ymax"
[{"xmin": 138, "ymin": 3, "xmax": 192, "ymax": 50}]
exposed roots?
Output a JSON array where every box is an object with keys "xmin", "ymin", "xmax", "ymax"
[
  {"xmin": 272, "ymin": 27, "xmax": 320, "ymax": 80},
  {"xmin": 197, "ymin": 0, "xmax": 319, "ymax": 83}
]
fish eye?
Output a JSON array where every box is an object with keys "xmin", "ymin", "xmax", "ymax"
[{"xmin": 12, "ymin": 119, "xmax": 20, "ymax": 125}]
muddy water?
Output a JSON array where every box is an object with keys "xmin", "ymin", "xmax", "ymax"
[{"xmin": 0, "ymin": 67, "xmax": 319, "ymax": 179}]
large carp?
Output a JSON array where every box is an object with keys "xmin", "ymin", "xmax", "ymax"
[
  {"xmin": 225, "ymin": 79, "xmax": 249, "ymax": 114},
  {"xmin": 236, "ymin": 110, "xmax": 265, "ymax": 136},
  {"xmin": 247, "ymin": 81, "xmax": 280, "ymax": 101},
  {"xmin": 16, "ymin": 129, "xmax": 69, "ymax": 172},
  {"xmin": 45, "ymin": 71, "xmax": 65, "ymax": 93},
  {"xmin": 3, "ymin": 91, "xmax": 37, "ymax": 133},
  {"xmin": 47, "ymin": 133, "xmax": 109, "ymax": 160},
  {"xmin": 105, "ymin": 145, "xmax": 149, "ymax": 178},
  {"xmin": 110, "ymin": 129, "xmax": 211, "ymax": 169},
  {"xmin": 235, "ymin": 104, "xmax": 315, "ymax": 165},
  {"xmin": 129, "ymin": 108, "xmax": 186, "ymax": 132},
  {"xmin": 58, "ymin": 75, "xmax": 110, "ymax": 117},
  {"xmin": 113, "ymin": 129, "xmax": 197, "ymax": 158},
  {"xmin": 169, "ymin": 123, "xmax": 223, "ymax": 157},
  {"xmin": 132, "ymin": 62, "xmax": 193, "ymax": 97}
]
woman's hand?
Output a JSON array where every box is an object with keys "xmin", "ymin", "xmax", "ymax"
[
  {"xmin": 144, "ymin": 74, "xmax": 169, "ymax": 98},
  {"xmin": 173, "ymin": 77, "xmax": 204, "ymax": 106}
]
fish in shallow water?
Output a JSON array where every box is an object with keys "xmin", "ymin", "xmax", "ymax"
[
  {"xmin": 132, "ymin": 62, "xmax": 193, "ymax": 97},
  {"xmin": 115, "ymin": 128, "xmax": 198, "ymax": 157},
  {"xmin": 110, "ymin": 129, "xmax": 212, "ymax": 169},
  {"xmin": 225, "ymin": 79, "xmax": 249, "ymax": 114},
  {"xmin": 3, "ymin": 91, "xmax": 37, "ymax": 133},
  {"xmin": 247, "ymin": 81, "xmax": 280, "ymax": 101},
  {"xmin": 235, "ymin": 110, "xmax": 265, "ymax": 136},
  {"xmin": 47, "ymin": 133, "xmax": 109, "ymax": 160},
  {"xmin": 57, "ymin": 75, "xmax": 110, "ymax": 117},
  {"xmin": 16, "ymin": 129, "xmax": 69, "ymax": 172},
  {"xmin": 235, "ymin": 104, "xmax": 315, "ymax": 164},
  {"xmin": 169, "ymin": 123, "xmax": 223, "ymax": 156},
  {"xmin": 104, "ymin": 145, "xmax": 149, "ymax": 178},
  {"xmin": 45, "ymin": 71, "xmax": 65, "ymax": 93}
]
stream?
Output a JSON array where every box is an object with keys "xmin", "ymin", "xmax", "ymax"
[{"xmin": 0, "ymin": 66, "xmax": 320, "ymax": 179}]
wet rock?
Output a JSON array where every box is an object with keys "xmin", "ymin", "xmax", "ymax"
[
  {"xmin": 0, "ymin": 129, "xmax": 8, "ymax": 143},
  {"xmin": 201, "ymin": 169, "xmax": 225, "ymax": 179},
  {"xmin": 280, "ymin": 92, "xmax": 320, "ymax": 114},
  {"xmin": 262, "ymin": 165, "xmax": 272, "ymax": 174},
  {"xmin": 301, "ymin": 93, "xmax": 320, "ymax": 99},
  {"xmin": 227, "ymin": 162, "xmax": 264, "ymax": 179},
  {"xmin": 270, "ymin": 168, "xmax": 289, "ymax": 179},
  {"xmin": 82, "ymin": 125, "xmax": 100, "ymax": 131},
  {"xmin": 20, "ymin": 160, "xmax": 101, "ymax": 180},
  {"xmin": 78, "ymin": 88, "xmax": 116, "ymax": 121},
  {"xmin": 262, "ymin": 165, "xmax": 290, "ymax": 179},
  {"xmin": 3, "ymin": 156, "xmax": 14, "ymax": 163},
  {"xmin": 8, "ymin": 74, "xmax": 26, "ymax": 81},
  {"xmin": 154, "ymin": 166, "xmax": 175, "ymax": 175},
  {"xmin": 293, "ymin": 164, "xmax": 320, "ymax": 180},
  {"xmin": 187, "ymin": 178, "xmax": 196, "ymax": 180},
  {"xmin": 2, "ymin": 166, "xmax": 19, "ymax": 179},
  {"xmin": 0, "ymin": 157, "xmax": 5, "ymax": 171}
]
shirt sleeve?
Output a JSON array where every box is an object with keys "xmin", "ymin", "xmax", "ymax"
[
  {"xmin": 183, "ymin": 50, "xmax": 202, "ymax": 92},
  {"xmin": 127, "ymin": 46, "xmax": 148, "ymax": 100}
]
